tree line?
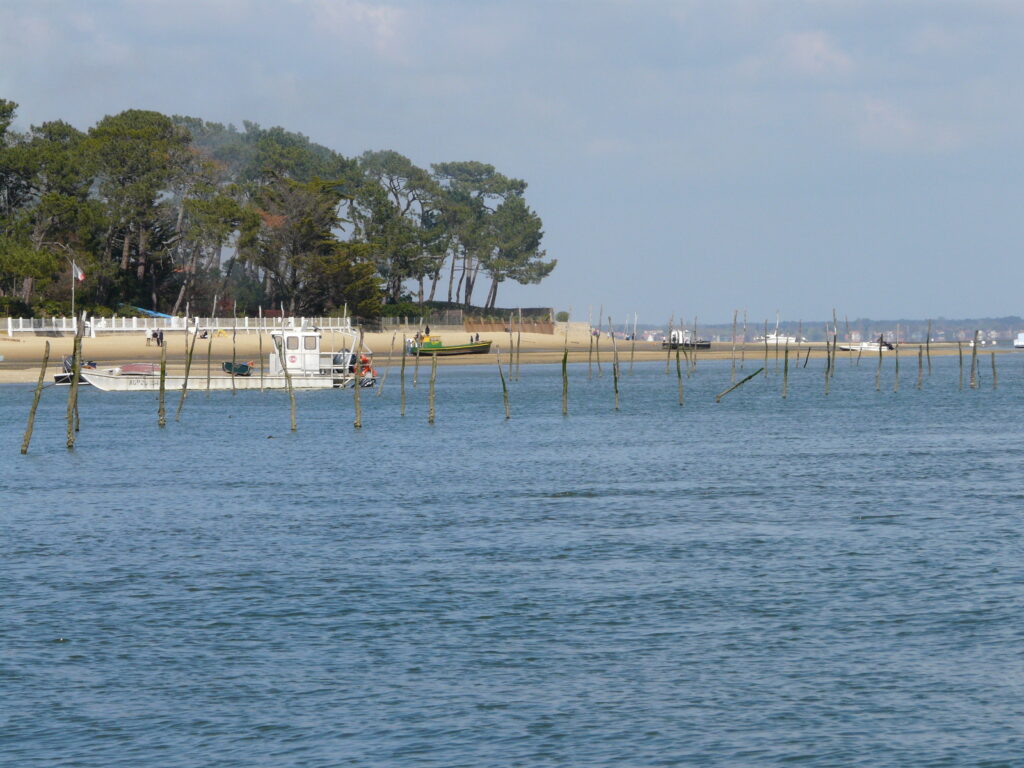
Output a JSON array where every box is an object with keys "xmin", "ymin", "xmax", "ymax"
[{"xmin": 0, "ymin": 99, "xmax": 555, "ymax": 318}]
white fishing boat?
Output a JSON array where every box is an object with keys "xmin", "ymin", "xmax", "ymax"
[
  {"xmin": 81, "ymin": 326, "xmax": 376, "ymax": 392},
  {"xmin": 1015, "ymin": 333, "xmax": 1024, "ymax": 349}
]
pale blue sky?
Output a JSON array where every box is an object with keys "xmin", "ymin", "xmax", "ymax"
[{"xmin": 3, "ymin": 0, "xmax": 1022, "ymax": 324}]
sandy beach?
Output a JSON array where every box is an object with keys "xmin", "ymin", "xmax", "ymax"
[{"xmin": 0, "ymin": 326, "xmax": 995, "ymax": 384}]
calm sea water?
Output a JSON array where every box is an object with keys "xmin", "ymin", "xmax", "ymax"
[{"xmin": 3, "ymin": 353, "xmax": 1024, "ymax": 767}]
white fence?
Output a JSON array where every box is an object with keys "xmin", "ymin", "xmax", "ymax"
[{"xmin": 5, "ymin": 315, "xmax": 361, "ymax": 337}]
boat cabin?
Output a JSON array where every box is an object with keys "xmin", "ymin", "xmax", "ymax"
[{"xmin": 269, "ymin": 329, "xmax": 358, "ymax": 376}]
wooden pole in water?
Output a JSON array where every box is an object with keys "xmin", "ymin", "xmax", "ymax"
[
  {"xmin": 916, "ymin": 346, "xmax": 923, "ymax": 390},
  {"xmin": 783, "ymin": 341, "xmax": 789, "ymax": 399},
  {"xmin": 376, "ymin": 331, "xmax": 396, "ymax": 397},
  {"xmin": 991, "ymin": 351, "xmax": 998, "ymax": 389},
  {"xmin": 958, "ymin": 341, "xmax": 964, "ymax": 390},
  {"xmin": 692, "ymin": 315, "xmax": 700, "ymax": 371},
  {"xmin": 875, "ymin": 335, "xmax": 883, "ymax": 392},
  {"xmin": 595, "ymin": 304, "xmax": 603, "ymax": 377},
  {"xmin": 831, "ymin": 332, "xmax": 837, "ymax": 381},
  {"xmin": 280, "ymin": 338, "xmax": 296, "ymax": 432},
  {"xmin": 400, "ymin": 337, "xmax": 407, "ymax": 417},
  {"xmin": 675, "ymin": 342, "xmax": 684, "ymax": 406},
  {"xmin": 175, "ymin": 317, "xmax": 201, "ymax": 421},
  {"xmin": 353, "ymin": 328, "xmax": 363, "ymax": 429},
  {"xmin": 926, "ymin": 319, "xmax": 932, "ymax": 376},
  {"xmin": 763, "ymin": 320, "xmax": 769, "ymax": 375},
  {"xmin": 716, "ymin": 368, "xmax": 765, "ymax": 402},
  {"xmin": 845, "ymin": 315, "xmax": 852, "ymax": 365},
  {"xmin": 969, "ymin": 330, "xmax": 979, "ymax": 388},
  {"xmin": 893, "ymin": 339, "xmax": 900, "ymax": 393},
  {"xmin": 65, "ymin": 312, "xmax": 85, "ymax": 449},
  {"xmin": 427, "ymin": 349, "xmax": 438, "ymax": 424},
  {"xmin": 413, "ymin": 343, "xmax": 422, "ymax": 388},
  {"xmin": 609, "ymin": 316, "xmax": 620, "ymax": 410},
  {"xmin": 21, "ymin": 341, "xmax": 50, "ymax": 455},
  {"xmin": 824, "ymin": 335, "xmax": 831, "ymax": 396},
  {"xmin": 730, "ymin": 309, "xmax": 738, "ymax": 383},
  {"xmin": 561, "ymin": 348, "xmax": 568, "ymax": 416},
  {"xmin": 158, "ymin": 340, "xmax": 167, "ymax": 427},
  {"xmin": 803, "ymin": 344, "xmax": 811, "ymax": 368},
  {"xmin": 497, "ymin": 345, "xmax": 510, "ymax": 420}
]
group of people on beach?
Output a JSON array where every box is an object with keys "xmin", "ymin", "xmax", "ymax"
[{"xmin": 144, "ymin": 329, "xmax": 165, "ymax": 347}]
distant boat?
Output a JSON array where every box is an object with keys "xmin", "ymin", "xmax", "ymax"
[
  {"xmin": 1014, "ymin": 333, "xmax": 1024, "ymax": 349},
  {"xmin": 407, "ymin": 335, "xmax": 492, "ymax": 356},
  {"xmin": 662, "ymin": 329, "xmax": 711, "ymax": 350},
  {"xmin": 754, "ymin": 333, "xmax": 806, "ymax": 345},
  {"xmin": 838, "ymin": 340, "xmax": 895, "ymax": 353}
]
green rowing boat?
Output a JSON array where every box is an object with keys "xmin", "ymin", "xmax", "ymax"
[{"xmin": 408, "ymin": 335, "xmax": 492, "ymax": 356}]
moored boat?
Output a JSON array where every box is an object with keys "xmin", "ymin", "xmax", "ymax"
[
  {"xmin": 82, "ymin": 325, "xmax": 376, "ymax": 392},
  {"xmin": 407, "ymin": 334, "xmax": 492, "ymax": 356},
  {"xmin": 662, "ymin": 329, "xmax": 711, "ymax": 350}
]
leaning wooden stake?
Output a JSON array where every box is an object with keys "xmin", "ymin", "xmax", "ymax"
[
  {"xmin": 515, "ymin": 308, "xmax": 523, "ymax": 381},
  {"xmin": 497, "ymin": 346, "xmax": 511, "ymax": 420},
  {"xmin": 991, "ymin": 352, "xmax": 998, "ymax": 390},
  {"xmin": 716, "ymin": 368, "xmax": 765, "ymax": 403},
  {"xmin": 916, "ymin": 346, "xmax": 923, "ymax": 390},
  {"xmin": 595, "ymin": 304, "xmax": 603, "ymax": 377},
  {"xmin": 175, "ymin": 318, "xmax": 201, "ymax": 421},
  {"xmin": 609, "ymin": 316, "xmax": 620, "ymax": 410},
  {"xmin": 158, "ymin": 341, "xmax": 167, "ymax": 427},
  {"xmin": 353, "ymin": 329, "xmax": 363, "ymax": 429},
  {"xmin": 969, "ymin": 330, "xmax": 979, "ymax": 389},
  {"xmin": 281, "ymin": 344, "xmax": 297, "ymax": 431},
  {"xmin": 65, "ymin": 315, "xmax": 85, "ymax": 449},
  {"xmin": 427, "ymin": 351, "xmax": 438, "ymax": 424},
  {"xmin": 21, "ymin": 341, "xmax": 50, "ymax": 454},
  {"xmin": 824, "ymin": 335, "xmax": 831, "ymax": 396}
]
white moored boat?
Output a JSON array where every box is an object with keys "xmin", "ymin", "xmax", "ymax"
[
  {"xmin": 838, "ymin": 340, "xmax": 895, "ymax": 353},
  {"xmin": 82, "ymin": 325, "xmax": 376, "ymax": 392}
]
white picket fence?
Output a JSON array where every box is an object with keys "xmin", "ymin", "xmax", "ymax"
[{"xmin": 5, "ymin": 315, "xmax": 360, "ymax": 337}]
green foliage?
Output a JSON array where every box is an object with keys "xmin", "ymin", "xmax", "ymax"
[
  {"xmin": 0, "ymin": 295, "xmax": 31, "ymax": 316},
  {"xmin": 556, "ymin": 311, "xmax": 569, "ymax": 322},
  {"xmin": 0, "ymin": 105, "xmax": 553, "ymax": 318}
]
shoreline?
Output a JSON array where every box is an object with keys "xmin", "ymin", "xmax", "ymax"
[{"xmin": 0, "ymin": 330, "xmax": 1004, "ymax": 384}]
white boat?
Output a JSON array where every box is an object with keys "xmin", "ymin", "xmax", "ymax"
[
  {"xmin": 82, "ymin": 326, "xmax": 376, "ymax": 392},
  {"xmin": 838, "ymin": 340, "xmax": 895, "ymax": 353},
  {"xmin": 1014, "ymin": 333, "xmax": 1024, "ymax": 349},
  {"xmin": 754, "ymin": 333, "xmax": 806, "ymax": 345}
]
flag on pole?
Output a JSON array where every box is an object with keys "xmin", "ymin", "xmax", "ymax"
[{"xmin": 72, "ymin": 262, "xmax": 85, "ymax": 282}]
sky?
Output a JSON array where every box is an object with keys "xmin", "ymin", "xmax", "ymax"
[{"xmin": 3, "ymin": 0, "xmax": 1023, "ymax": 325}]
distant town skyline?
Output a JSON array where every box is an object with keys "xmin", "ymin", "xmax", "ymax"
[{"xmin": 3, "ymin": 1, "xmax": 1023, "ymax": 324}]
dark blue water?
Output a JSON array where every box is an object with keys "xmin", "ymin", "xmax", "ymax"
[{"xmin": 4, "ymin": 355, "xmax": 1024, "ymax": 767}]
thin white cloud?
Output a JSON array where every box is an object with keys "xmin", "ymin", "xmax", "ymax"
[
  {"xmin": 780, "ymin": 30, "xmax": 853, "ymax": 77},
  {"xmin": 852, "ymin": 97, "xmax": 962, "ymax": 153}
]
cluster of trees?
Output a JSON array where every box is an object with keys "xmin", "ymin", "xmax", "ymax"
[{"xmin": 0, "ymin": 99, "xmax": 554, "ymax": 317}]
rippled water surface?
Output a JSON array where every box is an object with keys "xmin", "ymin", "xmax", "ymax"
[{"xmin": 4, "ymin": 354, "xmax": 1024, "ymax": 766}]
